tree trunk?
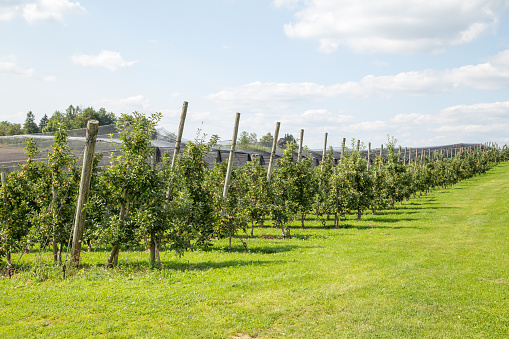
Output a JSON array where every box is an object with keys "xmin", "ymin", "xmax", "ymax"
[
  {"xmin": 228, "ymin": 231, "xmax": 232, "ymax": 253},
  {"xmin": 87, "ymin": 239, "xmax": 92, "ymax": 252},
  {"xmin": 156, "ymin": 241, "xmax": 161, "ymax": 267},
  {"xmin": 357, "ymin": 208, "xmax": 362, "ymax": 221},
  {"xmin": 334, "ymin": 213, "xmax": 339, "ymax": 228},
  {"xmin": 52, "ymin": 234, "xmax": 59, "ymax": 266},
  {"xmin": 105, "ymin": 245, "xmax": 120, "ymax": 268},
  {"xmin": 106, "ymin": 191, "xmax": 126, "ymax": 268},
  {"xmin": 57, "ymin": 243, "xmax": 63, "ymax": 266},
  {"xmin": 301, "ymin": 213, "xmax": 306, "ymax": 228},
  {"xmin": 279, "ymin": 220, "xmax": 286, "ymax": 238},
  {"xmin": 113, "ymin": 249, "xmax": 119, "ymax": 267},
  {"xmin": 6, "ymin": 250, "xmax": 11, "ymax": 268},
  {"xmin": 150, "ymin": 232, "xmax": 157, "ymax": 268}
]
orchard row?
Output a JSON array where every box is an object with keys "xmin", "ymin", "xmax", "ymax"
[{"xmin": 1, "ymin": 112, "xmax": 507, "ymax": 269}]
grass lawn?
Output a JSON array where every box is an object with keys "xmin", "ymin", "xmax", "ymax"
[{"xmin": 1, "ymin": 162, "xmax": 508, "ymax": 338}]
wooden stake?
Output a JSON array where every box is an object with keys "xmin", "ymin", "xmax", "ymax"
[
  {"xmin": 223, "ymin": 113, "xmax": 240, "ymax": 200},
  {"xmin": 71, "ymin": 120, "xmax": 99, "ymax": 266},
  {"xmin": 297, "ymin": 129, "xmax": 304, "ymax": 162},
  {"xmin": 267, "ymin": 122, "xmax": 280, "ymax": 183},
  {"xmin": 164, "ymin": 101, "xmax": 188, "ymax": 210},
  {"xmin": 341, "ymin": 138, "xmax": 346, "ymax": 163},
  {"xmin": 367, "ymin": 142, "xmax": 371, "ymax": 170},
  {"xmin": 322, "ymin": 133, "xmax": 328, "ymax": 164},
  {"xmin": 171, "ymin": 101, "xmax": 188, "ymax": 169}
]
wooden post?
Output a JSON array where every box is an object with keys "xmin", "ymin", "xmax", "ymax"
[
  {"xmin": 404, "ymin": 147, "xmax": 407, "ymax": 165},
  {"xmin": 341, "ymin": 138, "xmax": 346, "ymax": 163},
  {"xmin": 408, "ymin": 147, "xmax": 412, "ymax": 163},
  {"xmin": 367, "ymin": 142, "xmax": 371, "ymax": 170},
  {"xmin": 223, "ymin": 113, "xmax": 240, "ymax": 200},
  {"xmin": 322, "ymin": 133, "xmax": 328, "ymax": 164},
  {"xmin": 164, "ymin": 101, "xmax": 188, "ymax": 210},
  {"xmin": 297, "ymin": 129, "xmax": 304, "ymax": 162},
  {"xmin": 379, "ymin": 144, "xmax": 383, "ymax": 169},
  {"xmin": 267, "ymin": 122, "xmax": 280, "ymax": 183},
  {"xmin": 71, "ymin": 120, "xmax": 99, "ymax": 265},
  {"xmin": 171, "ymin": 101, "xmax": 188, "ymax": 169}
]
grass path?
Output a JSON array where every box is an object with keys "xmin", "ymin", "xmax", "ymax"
[{"xmin": 1, "ymin": 163, "xmax": 508, "ymax": 338}]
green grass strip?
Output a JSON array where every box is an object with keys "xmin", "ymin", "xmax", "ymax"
[{"xmin": 1, "ymin": 162, "xmax": 508, "ymax": 338}]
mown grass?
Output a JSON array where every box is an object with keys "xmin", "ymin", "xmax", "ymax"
[{"xmin": 1, "ymin": 162, "xmax": 509, "ymax": 338}]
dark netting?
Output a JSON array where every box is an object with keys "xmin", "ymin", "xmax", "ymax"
[{"xmin": 0, "ymin": 126, "xmax": 485, "ymax": 173}]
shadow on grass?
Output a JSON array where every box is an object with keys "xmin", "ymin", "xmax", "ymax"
[
  {"xmin": 212, "ymin": 243, "xmax": 300, "ymax": 254},
  {"xmin": 112, "ymin": 259, "xmax": 285, "ymax": 272},
  {"xmin": 1, "ymin": 257, "xmax": 287, "ymax": 278},
  {"xmin": 339, "ymin": 224, "xmax": 424, "ymax": 230}
]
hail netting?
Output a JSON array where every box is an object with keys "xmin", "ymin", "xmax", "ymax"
[{"xmin": 0, "ymin": 123, "xmax": 485, "ymax": 173}]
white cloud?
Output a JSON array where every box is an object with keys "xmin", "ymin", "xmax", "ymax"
[
  {"xmin": 207, "ymin": 48, "xmax": 509, "ymax": 106},
  {"xmin": 71, "ymin": 50, "xmax": 139, "ymax": 71},
  {"xmin": 93, "ymin": 95, "xmax": 151, "ymax": 113},
  {"xmin": 273, "ymin": 0, "xmax": 301, "ymax": 8},
  {"xmin": 0, "ymin": 0, "xmax": 86, "ymax": 23},
  {"xmin": 390, "ymin": 100, "xmax": 509, "ymax": 144},
  {"xmin": 277, "ymin": 0, "xmax": 509, "ymax": 54},
  {"xmin": 281, "ymin": 109, "xmax": 355, "ymax": 126},
  {"xmin": 0, "ymin": 55, "xmax": 34, "ymax": 77},
  {"xmin": 0, "ymin": 3, "xmax": 20, "ymax": 21},
  {"xmin": 373, "ymin": 60, "xmax": 390, "ymax": 67},
  {"xmin": 44, "ymin": 75, "xmax": 56, "ymax": 82}
]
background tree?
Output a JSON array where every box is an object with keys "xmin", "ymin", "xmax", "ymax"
[
  {"xmin": 0, "ymin": 121, "xmax": 22, "ymax": 136},
  {"xmin": 38, "ymin": 114, "xmax": 49, "ymax": 131},
  {"xmin": 23, "ymin": 111, "xmax": 40, "ymax": 134},
  {"xmin": 259, "ymin": 132, "xmax": 273, "ymax": 147},
  {"xmin": 238, "ymin": 131, "xmax": 251, "ymax": 145}
]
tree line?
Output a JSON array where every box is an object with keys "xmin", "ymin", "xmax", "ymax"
[
  {"xmin": 1, "ymin": 112, "xmax": 507, "ymax": 271},
  {"xmin": 0, "ymin": 105, "xmax": 116, "ymax": 136}
]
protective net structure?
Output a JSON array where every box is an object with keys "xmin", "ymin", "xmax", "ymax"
[{"xmin": 0, "ymin": 123, "xmax": 484, "ymax": 173}]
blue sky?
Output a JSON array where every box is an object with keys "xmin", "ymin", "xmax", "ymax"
[{"xmin": 1, "ymin": 0, "xmax": 509, "ymax": 149}]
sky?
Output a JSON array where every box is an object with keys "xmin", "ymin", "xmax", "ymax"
[{"xmin": 1, "ymin": 0, "xmax": 509, "ymax": 149}]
